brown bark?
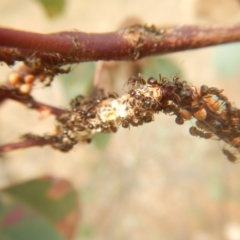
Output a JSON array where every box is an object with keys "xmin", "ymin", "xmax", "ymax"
[{"xmin": 0, "ymin": 23, "xmax": 240, "ymax": 67}]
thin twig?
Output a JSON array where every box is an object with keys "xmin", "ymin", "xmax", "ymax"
[
  {"xmin": 0, "ymin": 87, "xmax": 68, "ymax": 116},
  {"xmin": 0, "ymin": 137, "xmax": 52, "ymax": 152}
]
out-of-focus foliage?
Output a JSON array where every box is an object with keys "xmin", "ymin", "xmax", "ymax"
[
  {"xmin": 34, "ymin": 0, "xmax": 66, "ymax": 18},
  {"xmin": 0, "ymin": 177, "xmax": 79, "ymax": 240},
  {"xmin": 92, "ymin": 133, "xmax": 112, "ymax": 150},
  {"xmin": 213, "ymin": 43, "xmax": 240, "ymax": 79},
  {"xmin": 59, "ymin": 63, "xmax": 95, "ymax": 100},
  {"xmin": 143, "ymin": 57, "xmax": 183, "ymax": 80}
]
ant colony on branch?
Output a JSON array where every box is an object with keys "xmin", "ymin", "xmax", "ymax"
[
  {"xmin": 7, "ymin": 71, "xmax": 239, "ymax": 162},
  {"xmin": 47, "ymin": 74, "xmax": 240, "ymax": 162}
]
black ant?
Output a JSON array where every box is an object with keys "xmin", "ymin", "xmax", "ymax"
[
  {"xmin": 229, "ymin": 117, "xmax": 240, "ymax": 132},
  {"xmin": 100, "ymin": 122, "xmax": 116, "ymax": 132},
  {"xmin": 85, "ymin": 111, "xmax": 96, "ymax": 119},
  {"xmin": 57, "ymin": 114, "xmax": 71, "ymax": 124},
  {"xmin": 134, "ymin": 93, "xmax": 145, "ymax": 101},
  {"xmin": 222, "ymin": 148, "xmax": 238, "ymax": 163},
  {"xmin": 175, "ymin": 115, "xmax": 184, "ymax": 125},
  {"xmin": 218, "ymin": 93, "xmax": 229, "ymax": 104},
  {"xmin": 151, "ymin": 100, "xmax": 162, "ymax": 112},
  {"xmin": 200, "ymin": 85, "xmax": 209, "ymax": 97},
  {"xmin": 228, "ymin": 107, "xmax": 240, "ymax": 118},
  {"xmin": 189, "ymin": 126, "xmax": 213, "ymax": 139},
  {"xmin": 163, "ymin": 103, "xmax": 179, "ymax": 115},
  {"xmin": 200, "ymin": 85, "xmax": 223, "ymax": 97},
  {"xmin": 210, "ymin": 120, "xmax": 222, "ymax": 130},
  {"xmin": 208, "ymin": 87, "xmax": 223, "ymax": 95},
  {"xmin": 108, "ymin": 92, "xmax": 119, "ymax": 99},
  {"xmin": 134, "ymin": 108, "xmax": 141, "ymax": 116},
  {"xmin": 161, "ymin": 77, "xmax": 193, "ymax": 107},
  {"xmin": 172, "ymin": 76, "xmax": 188, "ymax": 89},
  {"xmin": 129, "ymin": 89, "xmax": 136, "ymax": 97},
  {"xmin": 124, "ymin": 74, "xmax": 146, "ymax": 89},
  {"xmin": 196, "ymin": 118, "xmax": 229, "ymax": 142},
  {"xmin": 88, "ymin": 124, "xmax": 94, "ymax": 130},
  {"xmin": 129, "ymin": 98, "xmax": 136, "ymax": 108},
  {"xmin": 147, "ymin": 77, "xmax": 158, "ymax": 86},
  {"xmin": 162, "ymin": 103, "xmax": 185, "ymax": 125},
  {"xmin": 121, "ymin": 116, "xmax": 133, "ymax": 128},
  {"xmin": 70, "ymin": 95, "xmax": 85, "ymax": 109},
  {"xmin": 158, "ymin": 73, "xmax": 169, "ymax": 85},
  {"xmin": 142, "ymin": 114, "xmax": 153, "ymax": 123},
  {"xmin": 177, "ymin": 88, "xmax": 193, "ymax": 106},
  {"xmin": 101, "ymin": 123, "xmax": 110, "ymax": 131},
  {"xmin": 142, "ymin": 97, "xmax": 152, "ymax": 109},
  {"xmin": 191, "ymin": 100, "xmax": 205, "ymax": 113}
]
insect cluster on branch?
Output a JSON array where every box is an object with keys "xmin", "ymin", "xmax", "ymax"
[
  {"xmin": 2, "ymin": 71, "xmax": 240, "ymax": 163},
  {"xmin": 39, "ymin": 74, "xmax": 240, "ymax": 163}
]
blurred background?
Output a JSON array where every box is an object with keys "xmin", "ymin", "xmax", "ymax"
[{"xmin": 1, "ymin": 0, "xmax": 240, "ymax": 239}]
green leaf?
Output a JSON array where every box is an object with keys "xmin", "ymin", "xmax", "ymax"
[
  {"xmin": 208, "ymin": 177, "xmax": 226, "ymax": 201},
  {"xmin": 92, "ymin": 133, "xmax": 111, "ymax": 149},
  {"xmin": 143, "ymin": 57, "xmax": 183, "ymax": 80},
  {"xmin": 59, "ymin": 62, "xmax": 95, "ymax": 101},
  {"xmin": 79, "ymin": 223, "xmax": 94, "ymax": 238},
  {"xmin": 0, "ymin": 177, "xmax": 80, "ymax": 240},
  {"xmin": 213, "ymin": 43, "xmax": 240, "ymax": 79},
  {"xmin": 34, "ymin": 0, "xmax": 66, "ymax": 18}
]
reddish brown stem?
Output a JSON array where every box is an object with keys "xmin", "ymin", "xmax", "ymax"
[
  {"xmin": 0, "ymin": 28, "xmax": 74, "ymax": 56},
  {"xmin": 0, "ymin": 23, "xmax": 240, "ymax": 67},
  {"xmin": 0, "ymin": 137, "xmax": 52, "ymax": 152},
  {"xmin": 0, "ymin": 87, "xmax": 68, "ymax": 116}
]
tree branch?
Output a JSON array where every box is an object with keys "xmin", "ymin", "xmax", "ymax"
[
  {"xmin": 1, "ymin": 75, "xmax": 240, "ymax": 162},
  {"xmin": 0, "ymin": 87, "xmax": 68, "ymax": 116},
  {"xmin": 0, "ymin": 23, "xmax": 240, "ymax": 67},
  {"xmin": 0, "ymin": 135, "xmax": 53, "ymax": 152}
]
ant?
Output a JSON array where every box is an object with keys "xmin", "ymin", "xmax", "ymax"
[
  {"xmin": 163, "ymin": 103, "xmax": 179, "ymax": 115},
  {"xmin": 158, "ymin": 73, "xmax": 169, "ymax": 85},
  {"xmin": 129, "ymin": 89, "xmax": 136, "ymax": 97},
  {"xmin": 100, "ymin": 122, "xmax": 117, "ymax": 133},
  {"xmin": 124, "ymin": 74, "xmax": 146, "ymax": 89},
  {"xmin": 121, "ymin": 116, "xmax": 132, "ymax": 128},
  {"xmin": 227, "ymin": 107, "xmax": 240, "ymax": 118},
  {"xmin": 175, "ymin": 115, "xmax": 184, "ymax": 125},
  {"xmin": 200, "ymin": 85, "xmax": 223, "ymax": 97},
  {"xmin": 172, "ymin": 76, "xmax": 188, "ymax": 89},
  {"xmin": 134, "ymin": 108, "xmax": 141, "ymax": 116},
  {"xmin": 229, "ymin": 117, "xmax": 240, "ymax": 131},
  {"xmin": 160, "ymin": 76, "xmax": 193, "ymax": 107},
  {"xmin": 108, "ymin": 92, "xmax": 119, "ymax": 99},
  {"xmin": 189, "ymin": 126, "xmax": 213, "ymax": 139},
  {"xmin": 218, "ymin": 94, "xmax": 229, "ymax": 105},
  {"xmin": 222, "ymin": 148, "xmax": 239, "ymax": 163},
  {"xmin": 85, "ymin": 111, "xmax": 96, "ymax": 119},
  {"xmin": 70, "ymin": 95, "xmax": 85, "ymax": 109},
  {"xmin": 134, "ymin": 92, "xmax": 145, "ymax": 101},
  {"xmin": 163, "ymin": 103, "xmax": 185, "ymax": 125},
  {"xmin": 57, "ymin": 113, "xmax": 71, "ymax": 124},
  {"xmin": 129, "ymin": 98, "xmax": 136, "ymax": 108},
  {"xmin": 177, "ymin": 87, "xmax": 194, "ymax": 107},
  {"xmin": 191, "ymin": 99, "xmax": 205, "ymax": 113},
  {"xmin": 147, "ymin": 77, "xmax": 158, "ymax": 86},
  {"xmin": 200, "ymin": 85, "xmax": 225, "ymax": 106},
  {"xmin": 196, "ymin": 118, "xmax": 230, "ymax": 142},
  {"xmin": 142, "ymin": 97, "xmax": 153, "ymax": 110},
  {"xmin": 209, "ymin": 120, "xmax": 224, "ymax": 132},
  {"xmin": 142, "ymin": 114, "xmax": 153, "ymax": 123}
]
